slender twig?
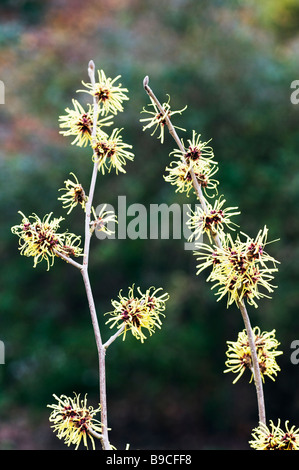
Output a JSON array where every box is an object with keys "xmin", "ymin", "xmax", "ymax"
[
  {"xmin": 54, "ymin": 250, "xmax": 83, "ymax": 270},
  {"xmin": 83, "ymin": 60, "xmax": 100, "ymax": 267},
  {"xmin": 88, "ymin": 427, "xmax": 104, "ymax": 441},
  {"xmin": 143, "ymin": 76, "xmax": 208, "ymax": 212},
  {"xmin": 103, "ymin": 324, "xmax": 126, "ymax": 350},
  {"xmin": 238, "ymin": 299, "xmax": 266, "ymax": 425},
  {"xmin": 79, "ymin": 60, "xmax": 111, "ymax": 450},
  {"xmin": 80, "ymin": 267, "xmax": 103, "ymax": 364},
  {"xmin": 87, "ymin": 427, "xmax": 106, "ymax": 450},
  {"xmin": 143, "ymin": 76, "xmax": 266, "ymax": 426}
]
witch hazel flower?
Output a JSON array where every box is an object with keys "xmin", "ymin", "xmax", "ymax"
[
  {"xmin": 140, "ymin": 95, "xmax": 187, "ymax": 144},
  {"xmin": 92, "ymin": 128, "xmax": 134, "ymax": 175},
  {"xmin": 78, "ymin": 69, "xmax": 129, "ymax": 116},
  {"xmin": 187, "ymin": 196, "xmax": 240, "ymax": 243},
  {"xmin": 59, "ymin": 99, "xmax": 113, "ymax": 147},
  {"xmin": 250, "ymin": 420, "xmax": 299, "ymax": 450},
  {"xmin": 224, "ymin": 327, "xmax": 283, "ymax": 384},
  {"xmin": 11, "ymin": 211, "xmax": 82, "ymax": 270},
  {"xmin": 194, "ymin": 226, "xmax": 279, "ymax": 308},
  {"xmin": 172, "ymin": 130, "xmax": 217, "ymax": 170},
  {"xmin": 58, "ymin": 172, "xmax": 88, "ymax": 215},
  {"xmin": 105, "ymin": 285, "xmax": 169, "ymax": 343},
  {"xmin": 89, "ymin": 204, "xmax": 118, "ymax": 236},
  {"xmin": 164, "ymin": 157, "xmax": 219, "ymax": 198},
  {"xmin": 48, "ymin": 393, "xmax": 103, "ymax": 450}
]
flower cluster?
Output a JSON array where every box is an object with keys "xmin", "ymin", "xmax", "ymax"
[
  {"xmin": 141, "ymin": 91, "xmax": 279, "ymax": 309},
  {"xmin": 164, "ymin": 158, "xmax": 219, "ymax": 199},
  {"xmin": 59, "ymin": 99, "xmax": 113, "ymax": 147},
  {"xmin": 79, "ymin": 69, "xmax": 129, "ymax": 115},
  {"xmin": 194, "ymin": 226, "xmax": 279, "ymax": 308},
  {"xmin": 106, "ymin": 285, "xmax": 169, "ymax": 343},
  {"xmin": 224, "ymin": 327, "xmax": 282, "ymax": 384},
  {"xmin": 12, "ymin": 66, "xmax": 171, "ymax": 451},
  {"xmin": 250, "ymin": 420, "xmax": 299, "ymax": 450},
  {"xmin": 187, "ymin": 196, "xmax": 240, "ymax": 243},
  {"xmin": 59, "ymin": 70, "xmax": 134, "ymax": 174},
  {"xmin": 141, "ymin": 80, "xmax": 284, "ymax": 452},
  {"xmin": 140, "ymin": 95, "xmax": 187, "ymax": 144},
  {"xmin": 11, "ymin": 211, "xmax": 82, "ymax": 270},
  {"xmin": 92, "ymin": 128, "xmax": 134, "ymax": 175},
  {"xmin": 48, "ymin": 393, "xmax": 103, "ymax": 450},
  {"xmin": 164, "ymin": 131, "xmax": 219, "ymax": 198}
]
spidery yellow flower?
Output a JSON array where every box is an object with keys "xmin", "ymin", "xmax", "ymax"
[
  {"xmin": 164, "ymin": 158, "xmax": 219, "ymax": 198},
  {"xmin": 90, "ymin": 204, "xmax": 118, "ymax": 236},
  {"xmin": 58, "ymin": 173, "xmax": 87, "ymax": 214},
  {"xmin": 140, "ymin": 95, "xmax": 187, "ymax": 144},
  {"xmin": 78, "ymin": 69, "xmax": 129, "ymax": 115},
  {"xmin": 187, "ymin": 196, "xmax": 240, "ymax": 242},
  {"xmin": 92, "ymin": 128, "xmax": 134, "ymax": 174},
  {"xmin": 11, "ymin": 211, "xmax": 82, "ymax": 270},
  {"xmin": 224, "ymin": 327, "xmax": 282, "ymax": 384},
  {"xmin": 105, "ymin": 285, "xmax": 169, "ymax": 343},
  {"xmin": 172, "ymin": 131, "xmax": 217, "ymax": 171},
  {"xmin": 59, "ymin": 99, "xmax": 113, "ymax": 147},
  {"xmin": 194, "ymin": 226, "xmax": 279, "ymax": 308},
  {"xmin": 61, "ymin": 233, "xmax": 83, "ymax": 258},
  {"xmin": 48, "ymin": 393, "xmax": 103, "ymax": 450},
  {"xmin": 250, "ymin": 420, "xmax": 299, "ymax": 450}
]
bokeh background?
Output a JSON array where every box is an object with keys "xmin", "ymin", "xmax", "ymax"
[{"xmin": 1, "ymin": 0, "xmax": 299, "ymax": 450}]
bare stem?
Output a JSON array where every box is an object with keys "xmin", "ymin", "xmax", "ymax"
[
  {"xmin": 143, "ymin": 77, "xmax": 208, "ymax": 212},
  {"xmin": 80, "ymin": 267, "xmax": 111, "ymax": 449},
  {"xmin": 103, "ymin": 324, "xmax": 126, "ymax": 350},
  {"xmin": 238, "ymin": 299, "xmax": 266, "ymax": 425},
  {"xmin": 79, "ymin": 60, "xmax": 111, "ymax": 450},
  {"xmin": 88, "ymin": 427, "xmax": 104, "ymax": 441},
  {"xmin": 83, "ymin": 60, "xmax": 100, "ymax": 267},
  {"xmin": 54, "ymin": 250, "xmax": 83, "ymax": 270},
  {"xmin": 143, "ymin": 76, "xmax": 266, "ymax": 426}
]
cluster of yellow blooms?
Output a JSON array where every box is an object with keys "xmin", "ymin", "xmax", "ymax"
[
  {"xmin": 59, "ymin": 70, "xmax": 134, "ymax": 174},
  {"xmin": 141, "ymin": 87, "xmax": 299, "ymax": 450},
  {"xmin": 165, "ymin": 131, "xmax": 219, "ymax": 198},
  {"xmin": 195, "ymin": 226, "xmax": 279, "ymax": 309},
  {"xmin": 48, "ymin": 393, "xmax": 103, "ymax": 450},
  {"xmin": 141, "ymin": 94, "xmax": 280, "ymax": 311},
  {"xmin": 11, "ymin": 211, "xmax": 82, "ymax": 271},
  {"xmin": 11, "ymin": 69, "xmax": 133, "ymax": 270},
  {"xmin": 106, "ymin": 285, "xmax": 169, "ymax": 343},
  {"xmin": 250, "ymin": 420, "xmax": 299, "ymax": 450},
  {"xmin": 11, "ymin": 65, "xmax": 298, "ymax": 450},
  {"xmin": 224, "ymin": 327, "xmax": 283, "ymax": 384},
  {"xmin": 11, "ymin": 67, "xmax": 172, "ymax": 450}
]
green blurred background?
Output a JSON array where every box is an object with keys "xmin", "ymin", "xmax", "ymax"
[{"xmin": 1, "ymin": 0, "xmax": 299, "ymax": 450}]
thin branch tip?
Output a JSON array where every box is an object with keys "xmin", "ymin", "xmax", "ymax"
[
  {"xmin": 88, "ymin": 60, "xmax": 95, "ymax": 70},
  {"xmin": 88, "ymin": 60, "xmax": 96, "ymax": 82},
  {"xmin": 143, "ymin": 75, "xmax": 149, "ymax": 89}
]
